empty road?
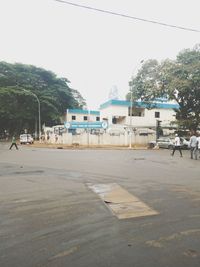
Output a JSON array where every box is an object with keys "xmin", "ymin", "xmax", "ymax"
[{"xmin": 0, "ymin": 143, "xmax": 200, "ymax": 267}]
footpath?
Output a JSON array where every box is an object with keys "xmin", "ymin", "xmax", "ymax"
[{"xmin": 29, "ymin": 141, "xmax": 149, "ymax": 150}]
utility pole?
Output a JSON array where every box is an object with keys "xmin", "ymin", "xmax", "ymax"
[
  {"xmin": 87, "ymin": 109, "xmax": 90, "ymax": 147},
  {"xmin": 156, "ymin": 120, "xmax": 162, "ymax": 141},
  {"xmin": 129, "ymin": 81, "xmax": 133, "ymax": 148}
]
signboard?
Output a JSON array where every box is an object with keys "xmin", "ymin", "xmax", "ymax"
[{"xmin": 64, "ymin": 121, "xmax": 108, "ymax": 129}]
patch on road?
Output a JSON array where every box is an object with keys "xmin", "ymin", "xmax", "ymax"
[
  {"xmin": 50, "ymin": 246, "xmax": 78, "ymax": 260},
  {"xmin": 146, "ymin": 229, "xmax": 200, "ymax": 248},
  {"xmin": 88, "ymin": 183, "xmax": 158, "ymax": 219},
  {"xmin": 183, "ymin": 249, "xmax": 200, "ymax": 258},
  {"xmin": 134, "ymin": 157, "xmax": 145, "ymax": 161},
  {"xmin": 172, "ymin": 186, "xmax": 200, "ymax": 202}
]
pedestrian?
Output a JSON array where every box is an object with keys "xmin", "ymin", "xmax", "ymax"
[
  {"xmin": 189, "ymin": 132, "xmax": 198, "ymax": 159},
  {"xmin": 195, "ymin": 133, "xmax": 200, "ymax": 159},
  {"xmin": 171, "ymin": 133, "xmax": 183, "ymax": 157},
  {"xmin": 9, "ymin": 136, "xmax": 19, "ymax": 150}
]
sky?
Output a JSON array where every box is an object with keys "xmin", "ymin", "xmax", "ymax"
[{"xmin": 0, "ymin": 0, "xmax": 200, "ymax": 110}]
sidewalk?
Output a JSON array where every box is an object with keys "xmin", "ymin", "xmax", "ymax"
[{"xmin": 29, "ymin": 141, "xmax": 148, "ymax": 150}]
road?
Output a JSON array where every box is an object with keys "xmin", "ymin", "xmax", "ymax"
[{"xmin": 0, "ymin": 143, "xmax": 200, "ymax": 267}]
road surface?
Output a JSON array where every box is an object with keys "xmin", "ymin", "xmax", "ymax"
[{"xmin": 0, "ymin": 143, "xmax": 200, "ymax": 267}]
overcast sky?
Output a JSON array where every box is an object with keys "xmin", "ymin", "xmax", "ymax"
[{"xmin": 0, "ymin": 0, "xmax": 199, "ymax": 109}]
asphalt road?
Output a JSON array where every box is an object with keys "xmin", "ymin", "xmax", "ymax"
[{"xmin": 0, "ymin": 143, "xmax": 200, "ymax": 267}]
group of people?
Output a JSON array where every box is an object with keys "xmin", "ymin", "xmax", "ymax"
[{"xmin": 171, "ymin": 132, "xmax": 200, "ymax": 159}]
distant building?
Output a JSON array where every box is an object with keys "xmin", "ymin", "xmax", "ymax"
[
  {"xmin": 66, "ymin": 109, "xmax": 100, "ymax": 123},
  {"xmin": 65, "ymin": 99, "xmax": 178, "ymax": 133},
  {"xmin": 100, "ymin": 99, "xmax": 179, "ymax": 129},
  {"xmin": 44, "ymin": 99, "xmax": 179, "ymax": 145}
]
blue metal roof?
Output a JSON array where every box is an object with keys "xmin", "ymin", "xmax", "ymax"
[
  {"xmin": 99, "ymin": 99, "xmax": 179, "ymax": 110},
  {"xmin": 67, "ymin": 109, "xmax": 100, "ymax": 115}
]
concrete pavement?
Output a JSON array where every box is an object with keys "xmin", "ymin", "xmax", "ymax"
[{"xmin": 0, "ymin": 143, "xmax": 200, "ymax": 266}]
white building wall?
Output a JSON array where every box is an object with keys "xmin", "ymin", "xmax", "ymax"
[
  {"xmin": 46, "ymin": 131, "xmax": 156, "ymax": 146},
  {"xmin": 101, "ymin": 105, "xmax": 128, "ymax": 124},
  {"xmin": 66, "ymin": 112, "xmax": 100, "ymax": 122},
  {"xmin": 127, "ymin": 108, "xmax": 176, "ymax": 127},
  {"xmin": 101, "ymin": 105, "xmax": 176, "ymax": 128}
]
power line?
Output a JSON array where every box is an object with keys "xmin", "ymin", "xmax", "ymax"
[{"xmin": 54, "ymin": 0, "xmax": 200, "ymax": 33}]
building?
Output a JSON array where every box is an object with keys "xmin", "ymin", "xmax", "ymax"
[
  {"xmin": 64, "ymin": 99, "xmax": 179, "ymax": 136},
  {"xmin": 100, "ymin": 99, "xmax": 179, "ymax": 130},
  {"xmin": 66, "ymin": 109, "xmax": 100, "ymax": 123},
  {"xmin": 44, "ymin": 99, "xmax": 179, "ymax": 146}
]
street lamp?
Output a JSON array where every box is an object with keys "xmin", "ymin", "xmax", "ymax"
[{"xmin": 22, "ymin": 89, "xmax": 41, "ymax": 141}]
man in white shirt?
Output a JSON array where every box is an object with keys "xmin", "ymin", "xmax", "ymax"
[
  {"xmin": 171, "ymin": 134, "xmax": 183, "ymax": 157},
  {"xmin": 189, "ymin": 133, "xmax": 198, "ymax": 159}
]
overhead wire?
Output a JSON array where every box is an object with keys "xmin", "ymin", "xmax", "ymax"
[{"xmin": 54, "ymin": 0, "xmax": 200, "ymax": 33}]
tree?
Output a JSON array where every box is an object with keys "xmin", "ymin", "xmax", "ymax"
[
  {"xmin": 127, "ymin": 45, "xmax": 200, "ymax": 130},
  {"xmin": 0, "ymin": 62, "xmax": 86, "ymax": 136}
]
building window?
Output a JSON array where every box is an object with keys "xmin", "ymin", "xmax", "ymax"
[
  {"xmin": 72, "ymin": 115, "xmax": 76, "ymax": 120},
  {"xmin": 155, "ymin": 112, "xmax": 160, "ymax": 118},
  {"xmin": 84, "ymin": 116, "xmax": 88, "ymax": 121},
  {"xmin": 112, "ymin": 117, "xmax": 117, "ymax": 124},
  {"xmin": 96, "ymin": 116, "xmax": 100, "ymax": 121},
  {"xmin": 129, "ymin": 107, "xmax": 145, "ymax": 117}
]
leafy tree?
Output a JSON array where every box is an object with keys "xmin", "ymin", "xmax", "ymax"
[
  {"xmin": 127, "ymin": 44, "xmax": 200, "ymax": 130},
  {"xmin": 0, "ymin": 62, "xmax": 86, "ymax": 136}
]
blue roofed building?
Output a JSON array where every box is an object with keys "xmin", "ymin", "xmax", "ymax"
[
  {"xmin": 100, "ymin": 99, "xmax": 179, "ymax": 129},
  {"xmin": 66, "ymin": 109, "xmax": 100, "ymax": 123},
  {"xmin": 45, "ymin": 99, "xmax": 179, "ymax": 145},
  {"xmin": 65, "ymin": 99, "xmax": 179, "ymax": 129}
]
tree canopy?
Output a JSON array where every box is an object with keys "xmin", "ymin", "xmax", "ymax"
[
  {"xmin": 0, "ymin": 62, "xmax": 86, "ymax": 136},
  {"xmin": 127, "ymin": 44, "xmax": 200, "ymax": 130}
]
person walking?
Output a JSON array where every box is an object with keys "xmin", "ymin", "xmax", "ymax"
[
  {"xmin": 9, "ymin": 136, "xmax": 19, "ymax": 150},
  {"xmin": 189, "ymin": 132, "xmax": 198, "ymax": 159},
  {"xmin": 195, "ymin": 133, "xmax": 200, "ymax": 159},
  {"xmin": 171, "ymin": 133, "xmax": 183, "ymax": 157}
]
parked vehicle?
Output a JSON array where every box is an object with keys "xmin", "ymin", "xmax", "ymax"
[
  {"xmin": 180, "ymin": 137, "xmax": 190, "ymax": 149},
  {"xmin": 148, "ymin": 140, "xmax": 157, "ymax": 148},
  {"xmin": 20, "ymin": 134, "xmax": 34, "ymax": 144},
  {"xmin": 157, "ymin": 137, "xmax": 174, "ymax": 149}
]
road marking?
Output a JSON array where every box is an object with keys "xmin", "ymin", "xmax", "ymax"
[
  {"xmin": 50, "ymin": 246, "xmax": 78, "ymax": 260},
  {"xmin": 88, "ymin": 183, "xmax": 158, "ymax": 219}
]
